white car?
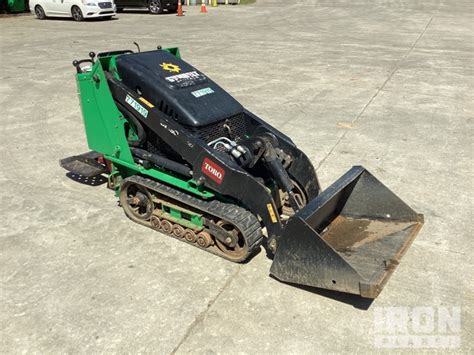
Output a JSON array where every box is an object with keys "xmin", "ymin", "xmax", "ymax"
[{"xmin": 30, "ymin": 0, "xmax": 116, "ymax": 21}]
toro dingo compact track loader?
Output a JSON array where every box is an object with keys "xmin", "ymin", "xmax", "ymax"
[{"xmin": 61, "ymin": 47, "xmax": 423, "ymax": 298}]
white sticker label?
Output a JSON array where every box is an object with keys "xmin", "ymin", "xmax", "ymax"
[
  {"xmin": 125, "ymin": 94, "xmax": 148, "ymax": 118},
  {"xmin": 191, "ymin": 87, "xmax": 215, "ymax": 98}
]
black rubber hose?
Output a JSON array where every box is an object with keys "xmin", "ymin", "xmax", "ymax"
[
  {"xmin": 262, "ymin": 139, "xmax": 303, "ymax": 212},
  {"xmin": 130, "ymin": 148, "xmax": 192, "ymax": 177},
  {"xmin": 115, "ymin": 100, "xmax": 146, "ymax": 147}
]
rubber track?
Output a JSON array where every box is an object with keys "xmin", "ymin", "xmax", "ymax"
[{"xmin": 124, "ymin": 175, "xmax": 263, "ymax": 262}]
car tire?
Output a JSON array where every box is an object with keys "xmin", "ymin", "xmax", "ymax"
[
  {"xmin": 71, "ymin": 5, "xmax": 84, "ymax": 21},
  {"xmin": 35, "ymin": 5, "xmax": 46, "ymax": 19},
  {"xmin": 116, "ymin": 7, "xmax": 123, "ymax": 12},
  {"xmin": 168, "ymin": 5, "xmax": 177, "ymax": 13},
  {"xmin": 103, "ymin": 15, "xmax": 113, "ymax": 20},
  {"xmin": 148, "ymin": 0, "xmax": 163, "ymax": 14}
]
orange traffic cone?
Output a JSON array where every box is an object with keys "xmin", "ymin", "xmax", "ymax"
[
  {"xmin": 177, "ymin": 0, "xmax": 184, "ymax": 16},
  {"xmin": 200, "ymin": 0, "xmax": 207, "ymax": 13}
]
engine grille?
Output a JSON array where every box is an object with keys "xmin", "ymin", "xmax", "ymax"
[
  {"xmin": 143, "ymin": 114, "xmax": 247, "ymax": 163},
  {"xmin": 98, "ymin": 2, "xmax": 112, "ymax": 8},
  {"xmin": 187, "ymin": 114, "xmax": 247, "ymax": 144}
]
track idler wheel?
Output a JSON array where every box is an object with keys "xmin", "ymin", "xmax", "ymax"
[
  {"xmin": 120, "ymin": 182, "xmax": 154, "ymax": 220},
  {"xmin": 196, "ymin": 231, "xmax": 212, "ymax": 248},
  {"xmin": 161, "ymin": 220, "xmax": 173, "ymax": 234},
  {"xmin": 172, "ymin": 224, "xmax": 185, "ymax": 238},
  {"xmin": 184, "ymin": 229, "xmax": 197, "ymax": 243},
  {"xmin": 150, "ymin": 216, "xmax": 161, "ymax": 230},
  {"xmin": 214, "ymin": 221, "xmax": 249, "ymax": 261}
]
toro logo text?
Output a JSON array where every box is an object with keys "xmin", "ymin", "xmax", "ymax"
[{"xmin": 201, "ymin": 158, "xmax": 225, "ymax": 184}]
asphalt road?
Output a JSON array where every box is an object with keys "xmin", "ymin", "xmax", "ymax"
[{"xmin": 1, "ymin": 0, "xmax": 473, "ymax": 353}]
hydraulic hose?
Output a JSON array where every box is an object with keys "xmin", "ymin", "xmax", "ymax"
[
  {"xmin": 261, "ymin": 138, "xmax": 303, "ymax": 212},
  {"xmin": 130, "ymin": 148, "xmax": 192, "ymax": 177}
]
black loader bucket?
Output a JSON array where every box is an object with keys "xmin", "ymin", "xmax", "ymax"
[{"xmin": 270, "ymin": 166, "xmax": 423, "ymax": 298}]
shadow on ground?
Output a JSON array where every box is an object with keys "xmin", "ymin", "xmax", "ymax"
[{"xmin": 65, "ymin": 172, "xmax": 108, "ymax": 186}]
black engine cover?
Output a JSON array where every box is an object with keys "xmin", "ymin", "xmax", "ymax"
[{"xmin": 116, "ymin": 50, "xmax": 243, "ymax": 127}]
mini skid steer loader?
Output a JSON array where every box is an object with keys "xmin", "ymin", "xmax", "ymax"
[{"xmin": 61, "ymin": 47, "xmax": 424, "ymax": 298}]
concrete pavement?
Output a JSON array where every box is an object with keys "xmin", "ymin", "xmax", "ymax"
[{"xmin": 1, "ymin": 0, "xmax": 473, "ymax": 353}]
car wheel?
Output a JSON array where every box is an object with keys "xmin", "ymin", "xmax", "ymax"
[
  {"xmin": 35, "ymin": 5, "xmax": 46, "ymax": 19},
  {"xmin": 148, "ymin": 0, "xmax": 163, "ymax": 14},
  {"xmin": 103, "ymin": 15, "xmax": 113, "ymax": 20},
  {"xmin": 71, "ymin": 5, "xmax": 84, "ymax": 21},
  {"xmin": 116, "ymin": 7, "xmax": 123, "ymax": 12}
]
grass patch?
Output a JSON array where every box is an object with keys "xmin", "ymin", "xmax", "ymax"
[{"xmin": 239, "ymin": 0, "xmax": 256, "ymax": 4}]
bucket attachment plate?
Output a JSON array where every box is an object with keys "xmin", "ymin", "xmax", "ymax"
[{"xmin": 270, "ymin": 166, "xmax": 423, "ymax": 298}]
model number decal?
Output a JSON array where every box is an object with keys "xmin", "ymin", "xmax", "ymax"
[
  {"xmin": 202, "ymin": 158, "xmax": 225, "ymax": 185},
  {"xmin": 125, "ymin": 94, "xmax": 148, "ymax": 118},
  {"xmin": 191, "ymin": 87, "xmax": 214, "ymax": 98}
]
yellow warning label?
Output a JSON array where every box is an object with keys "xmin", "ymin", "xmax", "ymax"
[
  {"xmin": 139, "ymin": 97, "xmax": 155, "ymax": 108},
  {"xmin": 267, "ymin": 203, "xmax": 278, "ymax": 223},
  {"xmin": 160, "ymin": 62, "xmax": 181, "ymax": 73}
]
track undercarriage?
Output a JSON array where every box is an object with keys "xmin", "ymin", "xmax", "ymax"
[{"xmin": 120, "ymin": 175, "xmax": 263, "ymax": 262}]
